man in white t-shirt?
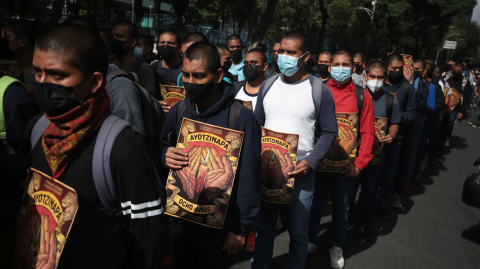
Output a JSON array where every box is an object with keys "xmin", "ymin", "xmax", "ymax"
[
  {"xmin": 251, "ymin": 31, "xmax": 337, "ymax": 269},
  {"xmin": 233, "ymin": 48, "xmax": 269, "ymax": 111}
]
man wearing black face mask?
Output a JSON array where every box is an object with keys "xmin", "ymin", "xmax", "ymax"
[
  {"xmin": 23, "ymin": 23, "xmax": 166, "ymax": 268},
  {"xmin": 155, "ymin": 30, "xmax": 183, "ymax": 86},
  {"xmin": 353, "ymin": 52, "xmax": 365, "ymax": 87},
  {"xmin": 160, "ymin": 41, "xmax": 261, "ymax": 268},
  {"xmin": 233, "ymin": 49, "xmax": 268, "ymax": 111},
  {"xmin": 377, "ymin": 53, "xmax": 416, "ymax": 220},
  {"xmin": 227, "ymin": 34, "xmax": 246, "ymax": 81},
  {"xmin": 316, "ymin": 50, "xmax": 332, "ymax": 84},
  {"xmin": 111, "ymin": 21, "xmax": 156, "ymax": 93},
  {"xmin": 217, "ymin": 45, "xmax": 236, "ymax": 84},
  {"xmin": 2, "ymin": 21, "xmax": 39, "ymax": 96}
]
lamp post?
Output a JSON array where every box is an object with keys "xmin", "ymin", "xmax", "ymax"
[{"xmin": 354, "ymin": 0, "xmax": 377, "ymax": 61}]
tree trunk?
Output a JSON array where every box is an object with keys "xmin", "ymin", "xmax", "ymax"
[
  {"xmin": 249, "ymin": 0, "xmax": 279, "ymax": 49},
  {"xmin": 47, "ymin": 0, "xmax": 65, "ymax": 26},
  {"xmin": 316, "ymin": 0, "xmax": 328, "ymax": 52}
]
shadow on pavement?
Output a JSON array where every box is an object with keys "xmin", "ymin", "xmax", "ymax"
[{"xmin": 461, "ymin": 221, "xmax": 480, "ymax": 245}]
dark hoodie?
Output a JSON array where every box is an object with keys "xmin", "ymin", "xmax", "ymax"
[
  {"xmin": 160, "ymin": 80, "xmax": 262, "ymax": 236},
  {"xmin": 413, "ymin": 73, "xmax": 428, "ymax": 129}
]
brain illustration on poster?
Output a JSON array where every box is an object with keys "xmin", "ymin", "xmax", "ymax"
[
  {"xmin": 164, "ymin": 119, "xmax": 244, "ymax": 229},
  {"xmin": 15, "ymin": 169, "xmax": 78, "ymax": 269}
]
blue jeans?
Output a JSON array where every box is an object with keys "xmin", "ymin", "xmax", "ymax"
[
  {"xmin": 470, "ymin": 89, "xmax": 475, "ymax": 105},
  {"xmin": 399, "ymin": 123, "xmax": 424, "ymax": 184},
  {"xmin": 348, "ymin": 162, "xmax": 384, "ymax": 226},
  {"xmin": 378, "ymin": 140, "xmax": 401, "ymax": 206},
  {"xmin": 413, "ymin": 117, "xmax": 433, "ymax": 178},
  {"xmin": 308, "ymin": 172, "xmax": 356, "ymax": 248},
  {"xmin": 428, "ymin": 114, "xmax": 443, "ymax": 156},
  {"xmin": 251, "ymin": 172, "xmax": 314, "ymax": 269},
  {"xmin": 472, "ymin": 98, "xmax": 480, "ymax": 124}
]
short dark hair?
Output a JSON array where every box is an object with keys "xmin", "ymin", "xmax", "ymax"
[
  {"xmin": 7, "ymin": 21, "xmax": 38, "ymax": 47},
  {"xmin": 216, "ymin": 45, "xmax": 229, "ymax": 56},
  {"xmin": 434, "ymin": 65, "xmax": 443, "ymax": 74},
  {"xmin": 414, "ymin": 58, "xmax": 426, "ymax": 70},
  {"xmin": 454, "ymin": 62, "xmax": 464, "ymax": 69},
  {"xmin": 332, "ymin": 50, "xmax": 353, "ymax": 64},
  {"xmin": 318, "ymin": 50, "xmax": 332, "ymax": 61},
  {"xmin": 183, "ymin": 32, "xmax": 208, "ymax": 45},
  {"xmin": 227, "ymin": 34, "xmax": 242, "ymax": 46},
  {"xmin": 114, "ymin": 21, "xmax": 139, "ymax": 40},
  {"xmin": 353, "ymin": 52, "xmax": 364, "ymax": 62},
  {"xmin": 256, "ymin": 43, "xmax": 267, "ymax": 54},
  {"xmin": 426, "ymin": 62, "xmax": 434, "ymax": 78},
  {"xmin": 63, "ymin": 16, "xmax": 98, "ymax": 33},
  {"xmin": 366, "ymin": 60, "xmax": 386, "ymax": 75},
  {"xmin": 160, "ymin": 29, "xmax": 181, "ymax": 45},
  {"xmin": 386, "ymin": 53, "xmax": 404, "ymax": 69},
  {"xmin": 139, "ymin": 35, "xmax": 154, "ymax": 49},
  {"xmin": 99, "ymin": 28, "xmax": 112, "ymax": 41},
  {"xmin": 282, "ymin": 31, "xmax": 309, "ymax": 53},
  {"xmin": 35, "ymin": 24, "xmax": 108, "ymax": 78},
  {"xmin": 185, "ymin": 41, "xmax": 221, "ymax": 75},
  {"xmin": 247, "ymin": 48, "xmax": 267, "ymax": 65}
]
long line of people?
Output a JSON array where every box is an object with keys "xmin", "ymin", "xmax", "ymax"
[{"xmin": 0, "ymin": 16, "xmax": 466, "ymax": 269}]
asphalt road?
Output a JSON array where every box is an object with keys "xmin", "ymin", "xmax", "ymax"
[{"xmin": 231, "ymin": 108, "xmax": 480, "ymax": 269}]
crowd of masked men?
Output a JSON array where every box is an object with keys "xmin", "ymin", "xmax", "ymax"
[{"xmin": 0, "ymin": 16, "xmax": 474, "ymax": 269}]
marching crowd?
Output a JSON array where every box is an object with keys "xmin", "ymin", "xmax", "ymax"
[{"xmin": 0, "ymin": 16, "xmax": 475, "ymax": 269}]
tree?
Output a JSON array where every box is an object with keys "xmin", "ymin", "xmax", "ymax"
[{"xmin": 249, "ymin": 0, "xmax": 279, "ymax": 48}]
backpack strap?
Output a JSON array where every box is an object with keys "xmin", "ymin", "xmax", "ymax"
[
  {"xmin": 355, "ymin": 84, "xmax": 364, "ymax": 118},
  {"xmin": 262, "ymin": 74, "xmax": 282, "ymax": 98},
  {"xmin": 176, "ymin": 100, "xmax": 186, "ymax": 126},
  {"xmin": 151, "ymin": 60, "xmax": 161, "ymax": 72},
  {"xmin": 229, "ymin": 102, "xmax": 243, "ymax": 129},
  {"xmin": 385, "ymin": 93, "xmax": 394, "ymax": 125},
  {"xmin": 92, "ymin": 114, "xmax": 130, "ymax": 218},
  {"xmin": 30, "ymin": 115, "xmax": 49, "ymax": 152},
  {"xmin": 105, "ymin": 68, "xmax": 131, "ymax": 89},
  {"xmin": 310, "ymin": 76, "xmax": 323, "ymax": 119},
  {"xmin": 131, "ymin": 57, "xmax": 145, "ymax": 76},
  {"xmin": 414, "ymin": 77, "xmax": 419, "ymax": 91},
  {"xmin": 234, "ymin": 80, "xmax": 247, "ymax": 97}
]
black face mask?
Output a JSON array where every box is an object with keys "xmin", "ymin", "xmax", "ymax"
[
  {"xmin": 184, "ymin": 81, "xmax": 216, "ymax": 104},
  {"xmin": 36, "ymin": 81, "xmax": 85, "ymax": 116},
  {"xmin": 222, "ymin": 60, "xmax": 232, "ymax": 72},
  {"xmin": 354, "ymin": 64, "xmax": 363, "ymax": 72},
  {"xmin": 388, "ymin": 70, "xmax": 404, "ymax": 84},
  {"xmin": 318, "ymin": 64, "xmax": 329, "ymax": 74},
  {"xmin": 110, "ymin": 38, "xmax": 128, "ymax": 57},
  {"xmin": 230, "ymin": 49, "xmax": 243, "ymax": 63},
  {"xmin": 452, "ymin": 71, "xmax": 462, "ymax": 80},
  {"xmin": 272, "ymin": 54, "xmax": 279, "ymax": 69},
  {"xmin": 413, "ymin": 70, "xmax": 421, "ymax": 78},
  {"xmin": 0, "ymin": 37, "xmax": 14, "ymax": 60},
  {"xmin": 158, "ymin": 45, "xmax": 176, "ymax": 60},
  {"xmin": 243, "ymin": 64, "xmax": 261, "ymax": 81}
]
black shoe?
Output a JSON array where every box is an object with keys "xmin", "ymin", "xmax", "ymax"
[
  {"xmin": 377, "ymin": 205, "xmax": 391, "ymax": 220},
  {"xmin": 411, "ymin": 176, "xmax": 419, "ymax": 185},
  {"xmin": 359, "ymin": 225, "xmax": 376, "ymax": 241},
  {"xmin": 428, "ymin": 156, "xmax": 436, "ymax": 165},
  {"xmin": 346, "ymin": 222, "xmax": 354, "ymax": 230}
]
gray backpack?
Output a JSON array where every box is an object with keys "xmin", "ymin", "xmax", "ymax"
[{"xmin": 30, "ymin": 114, "xmax": 164, "ymax": 218}]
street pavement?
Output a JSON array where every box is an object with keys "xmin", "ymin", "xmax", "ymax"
[{"xmin": 231, "ymin": 108, "xmax": 480, "ymax": 269}]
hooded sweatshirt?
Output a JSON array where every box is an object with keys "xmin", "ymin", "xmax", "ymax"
[
  {"xmin": 160, "ymin": 80, "xmax": 262, "ymax": 237},
  {"xmin": 382, "ymin": 77, "xmax": 417, "ymax": 140},
  {"xmin": 326, "ymin": 78, "xmax": 375, "ymax": 170}
]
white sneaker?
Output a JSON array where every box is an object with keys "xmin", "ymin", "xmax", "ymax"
[
  {"xmin": 391, "ymin": 193, "xmax": 402, "ymax": 208},
  {"xmin": 307, "ymin": 242, "xmax": 316, "ymax": 254},
  {"xmin": 329, "ymin": 247, "xmax": 345, "ymax": 269},
  {"xmin": 445, "ymin": 139, "xmax": 450, "ymax": 146},
  {"xmin": 276, "ymin": 216, "xmax": 282, "ymax": 229}
]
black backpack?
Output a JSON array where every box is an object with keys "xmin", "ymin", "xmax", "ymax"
[
  {"xmin": 354, "ymin": 85, "xmax": 394, "ymax": 133},
  {"xmin": 106, "ymin": 69, "xmax": 169, "ymax": 181},
  {"xmin": 234, "ymin": 80, "xmax": 247, "ymax": 97},
  {"xmin": 111, "ymin": 57, "xmax": 166, "ymax": 100}
]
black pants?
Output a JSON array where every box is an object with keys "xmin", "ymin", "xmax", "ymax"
[{"xmin": 171, "ymin": 229, "xmax": 231, "ymax": 269}]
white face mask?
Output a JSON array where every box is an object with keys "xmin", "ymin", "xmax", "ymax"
[{"xmin": 366, "ymin": 79, "xmax": 383, "ymax": 93}]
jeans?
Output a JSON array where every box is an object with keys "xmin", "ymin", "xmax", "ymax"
[
  {"xmin": 398, "ymin": 123, "xmax": 424, "ymax": 184},
  {"xmin": 472, "ymin": 98, "xmax": 480, "ymax": 124},
  {"xmin": 470, "ymin": 89, "xmax": 475, "ymax": 105},
  {"xmin": 251, "ymin": 172, "xmax": 314, "ymax": 269},
  {"xmin": 428, "ymin": 114, "xmax": 443, "ymax": 156},
  {"xmin": 413, "ymin": 117, "xmax": 433, "ymax": 178},
  {"xmin": 308, "ymin": 172, "xmax": 356, "ymax": 248},
  {"xmin": 348, "ymin": 162, "xmax": 384, "ymax": 226},
  {"xmin": 438, "ymin": 110, "xmax": 459, "ymax": 151},
  {"xmin": 378, "ymin": 140, "xmax": 402, "ymax": 206}
]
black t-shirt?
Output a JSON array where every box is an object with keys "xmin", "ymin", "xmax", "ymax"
[{"xmin": 25, "ymin": 114, "xmax": 165, "ymax": 269}]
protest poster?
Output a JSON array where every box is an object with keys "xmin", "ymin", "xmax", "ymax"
[
  {"xmin": 369, "ymin": 117, "xmax": 388, "ymax": 165},
  {"xmin": 234, "ymin": 99, "xmax": 253, "ymax": 111},
  {"xmin": 160, "ymin": 85, "xmax": 185, "ymax": 107}
]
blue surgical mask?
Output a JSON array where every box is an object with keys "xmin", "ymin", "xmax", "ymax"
[
  {"xmin": 331, "ymin": 67, "xmax": 352, "ymax": 84},
  {"xmin": 278, "ymin": 53, "xmax": 306, "ymax": 76},
  {"xmin": 134, "ymin": 47, "xmax": 145, "ymax": 58}
]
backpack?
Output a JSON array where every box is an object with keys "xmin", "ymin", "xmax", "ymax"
[
  {"xmin": 110, "ymin": 57, "xmax": 166, "ymax": 100},
  {"xmin": 30, "ymin": 114, "xmax": 165, "ymax": 219},
  {"xmin": 234, "ymin": 80, "xmax": 247, "ymax": 97},
  {"xmin": 105, "ymin": 69, "xmax": 168, "ymax": 180}
]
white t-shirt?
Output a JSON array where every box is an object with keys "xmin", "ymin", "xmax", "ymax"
[
  {"xmin": 263, "ymin": 76, "xmax": 316, "ymax": 161},
  {"xmin": 235, "ymin": 85, "xmax": 258, "ymax": 111}
]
